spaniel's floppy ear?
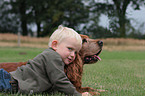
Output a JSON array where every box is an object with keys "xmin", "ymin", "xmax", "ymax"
[{"xmin": 74, "ymin": 53, "xmax": 83, "ymax": 65}]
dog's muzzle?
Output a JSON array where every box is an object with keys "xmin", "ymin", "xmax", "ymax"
[{"xmin": 84, "ymin": 49, "xmax": 102, "ymax": 64}]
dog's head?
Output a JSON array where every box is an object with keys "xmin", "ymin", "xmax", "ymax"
[{"xmin": 79, "ymin": 34, "xmax": 103, "ymax": 64}]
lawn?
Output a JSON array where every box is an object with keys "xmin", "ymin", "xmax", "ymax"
[{"xmin": 0, "ymin": 47, "xmax": 145, "ymax": 96}]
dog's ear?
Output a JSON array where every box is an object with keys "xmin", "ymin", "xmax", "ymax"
[
  {"xmin": 64, "ymin": 53, "xmax": 83, "ymax": 84},
  {"xmin": 80, "ymin": 34, "xmax": 88, "ymax": 44},
  {"xmin": 80, "ymin": 34, "xmax": 89, "ymax": 39},
  {"xmin": 82, "ymin": 39, "xmax": 87, "ymax": 44}
]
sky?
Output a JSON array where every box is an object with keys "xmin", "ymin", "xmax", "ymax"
[
  {"xmin": 99, "ymin": 2, "xmax": 145, "ymax": 34},
  {"xmin": 127, "ymin": 6, "xmax": 145, "ymax": 33}
]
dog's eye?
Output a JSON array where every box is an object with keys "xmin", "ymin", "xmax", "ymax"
[{"xmin": 82, "ymin": 39, "xmax": 87, "ymax": 43}]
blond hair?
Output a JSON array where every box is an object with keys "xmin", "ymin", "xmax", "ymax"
[{"xmin": 48, "ymin": 25, "xmax": 82, "ymax": 48}]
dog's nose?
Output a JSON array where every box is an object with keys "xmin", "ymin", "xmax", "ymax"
[{"xmin": 97, "ymin": 41, "xmax": 103, "ymax": 47}]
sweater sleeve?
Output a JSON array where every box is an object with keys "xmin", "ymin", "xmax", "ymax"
[{"xmin": 43, "ymin": 50, "xmax": 81, "ymax": 96}]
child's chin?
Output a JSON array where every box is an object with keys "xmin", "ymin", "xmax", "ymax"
[{"xmin": 64, "ymin": 61, "xmax": 71, "ymax": 65}]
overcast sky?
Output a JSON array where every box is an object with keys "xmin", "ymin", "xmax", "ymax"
[{"xmin": 99, "ymin": 3, "xmax": 145, "ymax": 34}]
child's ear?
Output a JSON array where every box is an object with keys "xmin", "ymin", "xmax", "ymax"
[{"xmin": 51, "ymin": 40, "xmax": 58, "ymax": 51}]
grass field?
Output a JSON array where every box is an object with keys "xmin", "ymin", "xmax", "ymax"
[{"xmin": 0, "ymin": 47, "xmax": 145, "ymax": 96}]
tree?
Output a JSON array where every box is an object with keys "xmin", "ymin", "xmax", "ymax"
[
  {"xmin": 23, "ymin": 0, "xmax": 89, "ymax": 37},
  {"xmin": 85, "ymin": 0, "xmax": 145, "ymax": 38},
  {"xmin": 0, "ymin": 0, "xmax": 19, "ymax": 33},
  {"xmin": 1, "ymin": 0, "xmax": 89, "ymax": 37},
  {"xmin": 108, "ymin": 0, "xmax": 145, "ymax": 37},
  {"xmin": 26, "ymin": 0, "xmax": 51, "ymax": 37},
  {"xmin": 80, "ymin": 0, "xmax": 113, "ymax": 38},
  {"xmin": 10, "ymin": 0, "xmax": 28, "ymax": 36},
  {"xmin": 41, "ymin": 0, "xmax": 89, "ymax": 37}
]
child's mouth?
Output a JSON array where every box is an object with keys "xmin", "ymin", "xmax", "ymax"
[{"xmin": 68, "ymin": 58, "xmax": 72, "ymax": 62}]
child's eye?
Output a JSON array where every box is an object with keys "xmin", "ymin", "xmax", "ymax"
[{"xmin": 68, "ymin": 48, "xmax": 73, "ymax": 51}]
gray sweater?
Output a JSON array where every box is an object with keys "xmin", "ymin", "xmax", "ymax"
[{"xmin": 10, "ymin": 48, "xmax": 81, "ymax": 96}]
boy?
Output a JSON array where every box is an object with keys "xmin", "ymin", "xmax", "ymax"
[{"xmin": 1, "ymin": 25, "xmax": 91, "ymax": 96}]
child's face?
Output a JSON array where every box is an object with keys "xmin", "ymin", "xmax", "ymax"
[{"xmin": 52, "ymin": 38, "xmax": 81, "ymax": 65}]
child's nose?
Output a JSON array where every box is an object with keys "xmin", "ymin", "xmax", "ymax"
[{"xmin": 70, "ymin": 51, "xmax": 75, "ymax": 57}]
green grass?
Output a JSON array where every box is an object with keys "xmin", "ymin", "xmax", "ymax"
[
  {"xmin": 0, "ymin": 47, "xmax": 44, "ymax": 62},
  {"xmin": 83, "ymin": 50, "xmax": 145, "ymax": 96},
  {"xmin": 0, "ymin": 47, "xmax": 145, "ymax": 96}
]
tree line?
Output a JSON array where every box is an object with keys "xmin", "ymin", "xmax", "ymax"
[{"xmin": 0, "ymin": 0, "xmax": 145, "ymax": 39}]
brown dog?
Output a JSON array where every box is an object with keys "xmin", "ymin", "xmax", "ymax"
[
  {"xmin": 0, "ymin": 34, "xmax": 103, "ymax": 95},
  {"xmin": 64, "ymin": 34, "xmax": 103, "ymax": 95}
]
